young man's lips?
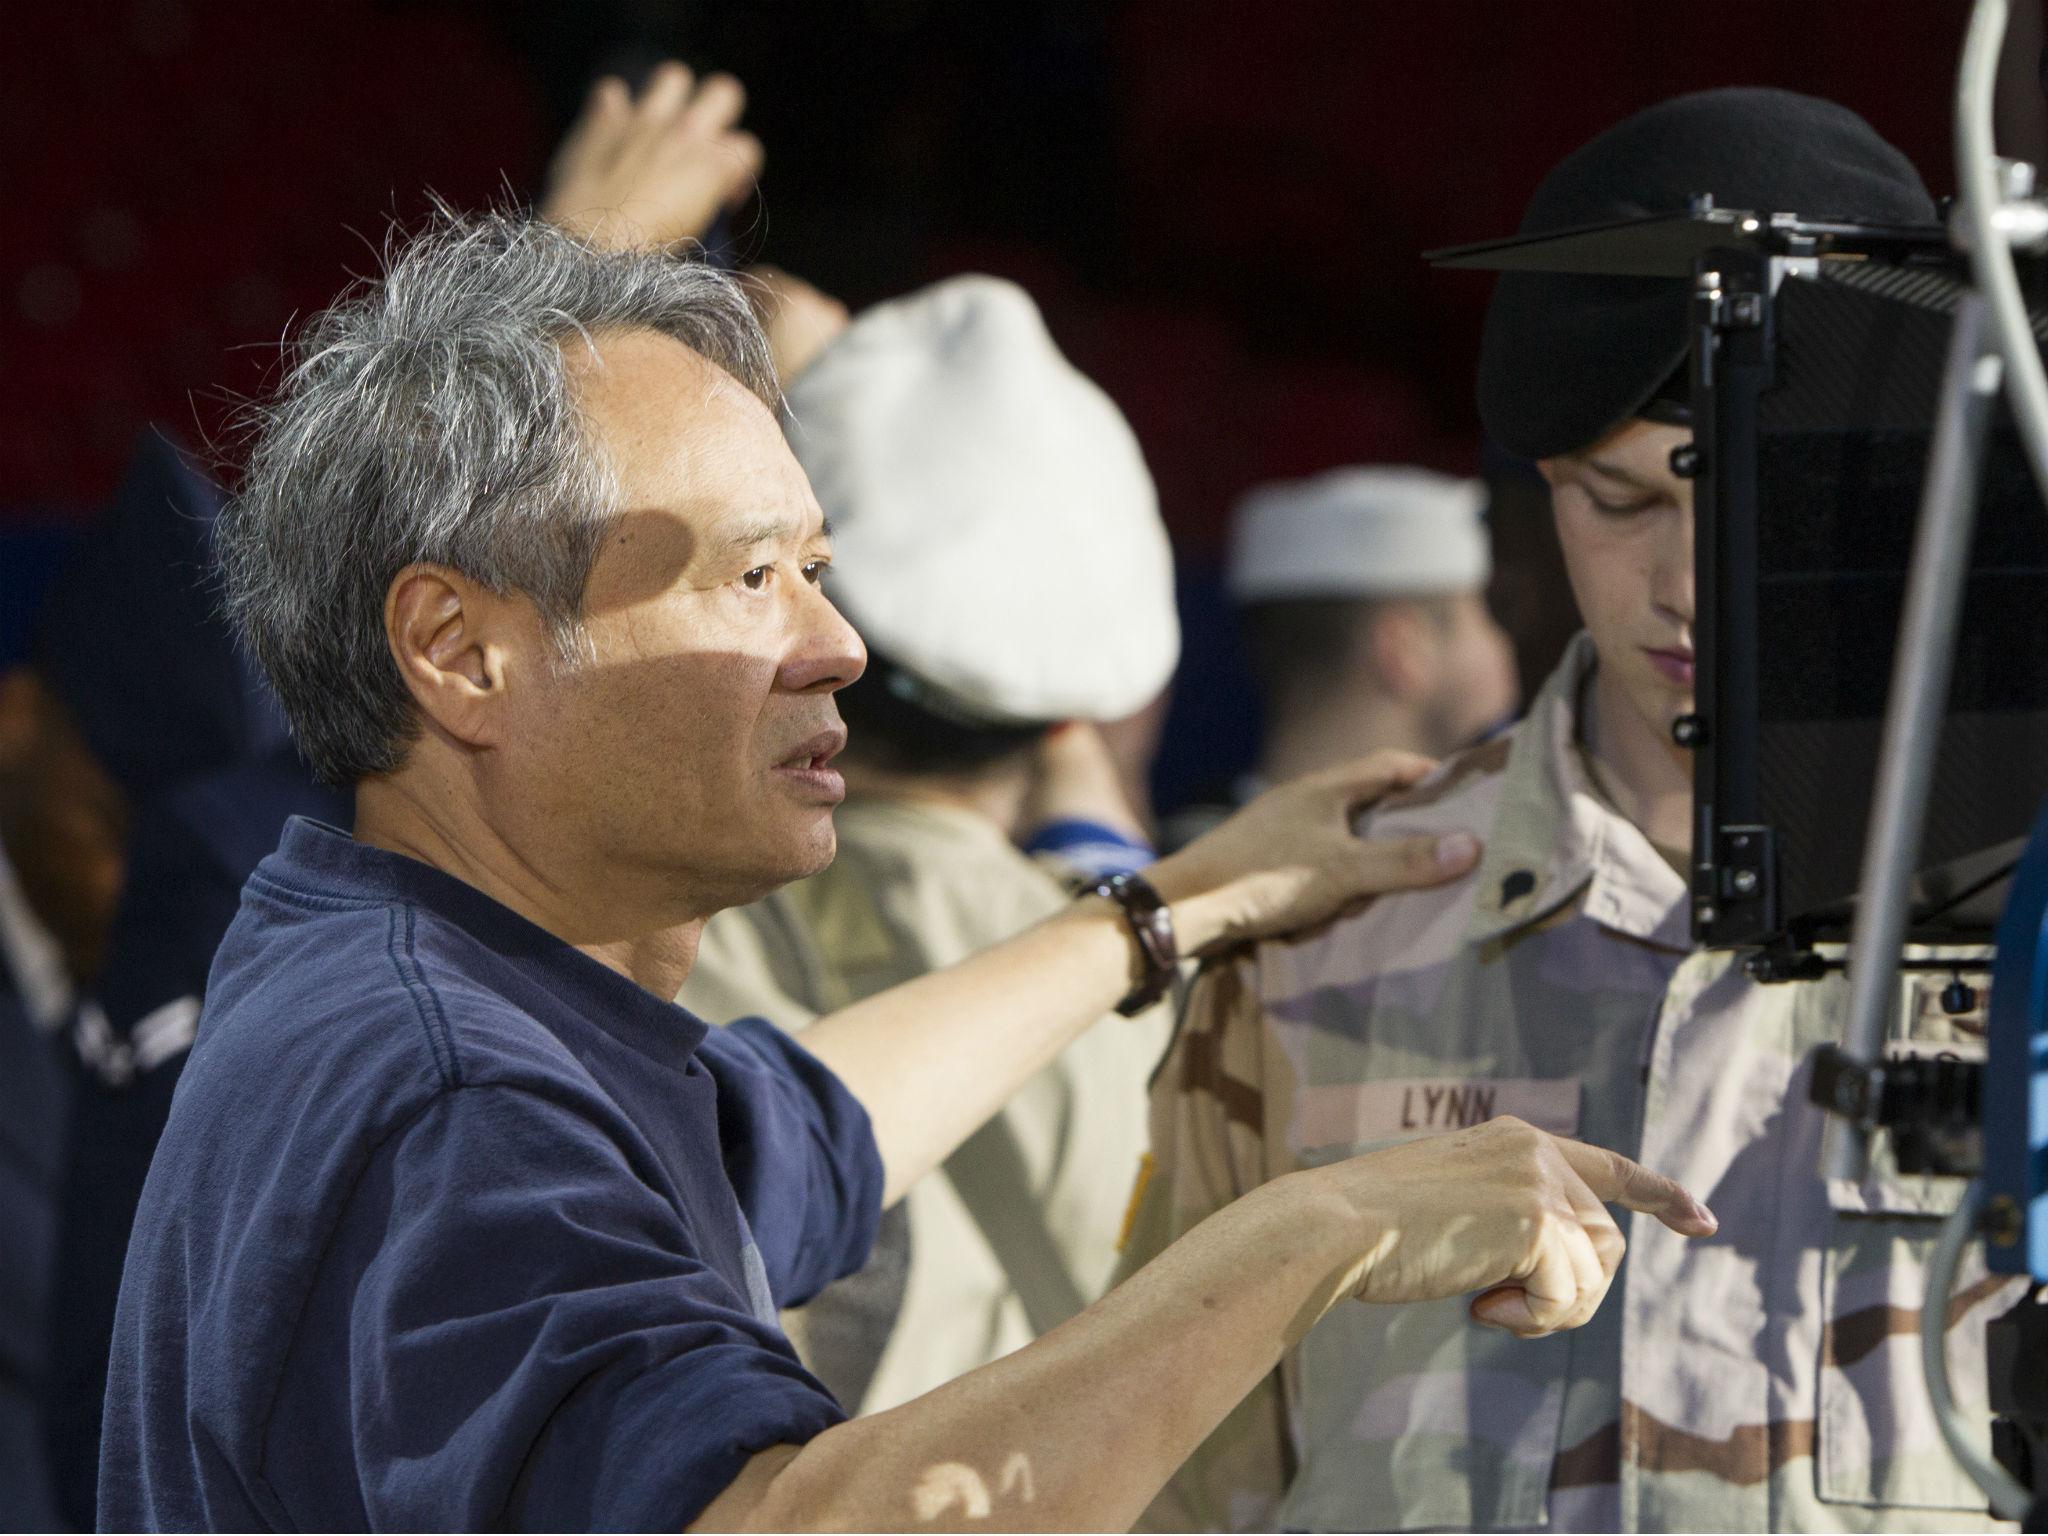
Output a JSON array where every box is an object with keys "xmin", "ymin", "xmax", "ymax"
[{"xmin": 1645, "ymin": 648, "xmax": 1696, "ymax": 687}]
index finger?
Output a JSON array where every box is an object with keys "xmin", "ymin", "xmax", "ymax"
[
  {"xmin": 1555, "ymin": 1139, "xmax": 1717, "ymax": 1237},
  {"xmin": 1305, "ymin": 749, "xmax": 1438, "ymax": 812}
]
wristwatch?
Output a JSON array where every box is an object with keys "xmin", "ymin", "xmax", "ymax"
[{"xmin": 1080, "ymin": 871, "xmax": 1178, "ymax": 1016}]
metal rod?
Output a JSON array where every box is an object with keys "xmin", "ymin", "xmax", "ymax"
[
  {"xmin": 1824, "ymin": 295, "xmax": 2001, "ymax": 1183},
  {"xmin": 1957, "ymin": 0, "xmax": 2048, "ymax": 514},
  {"xmin": 1920, "ymin": 1179, "xmax": 2031, "ymax": 1520}
]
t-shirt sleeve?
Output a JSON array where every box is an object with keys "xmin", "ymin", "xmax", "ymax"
[
  {"xmin": 308, "ymin": 1083, "xmax": 846, "ymax": 1532},
  {"xmin": 702, "ymin": 1016, "xmax": 883, "ymax": 1307}
]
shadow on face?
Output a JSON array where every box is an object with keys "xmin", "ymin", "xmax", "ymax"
[{"xmin": 462, "ymin": 329, "xmax": 866, "ymax": 923}]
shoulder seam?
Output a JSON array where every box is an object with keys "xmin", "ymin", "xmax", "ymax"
[
  {"xmin": 1369, "ymin": 733, "xmax": 1514, "ymax": 820},
  {"xmin": 245, "ymin": 869, "xmax": 389, "ymax": 914},
  {"xmin": 386, "ymin": 903, "xmax": 461, "ymax": 1090}
]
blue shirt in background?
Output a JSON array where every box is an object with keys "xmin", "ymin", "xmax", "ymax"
[{"xmin": 100, "ymin": 818, "xmax": 883, "ymax": 1531}]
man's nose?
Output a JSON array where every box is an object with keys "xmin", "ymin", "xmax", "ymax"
[{"xmin": 780, "ymin": 580, "xmax": 867, "ymax": 694}]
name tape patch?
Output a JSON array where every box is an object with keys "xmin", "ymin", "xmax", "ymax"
[{"xmin": 1296, "ymin": 1077, "xmax": 1582, "ymax": 1147}]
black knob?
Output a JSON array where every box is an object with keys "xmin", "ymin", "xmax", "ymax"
[
  {"xmin": 1672, "ymin": 714, "xmax": 1708, "ymax": 748},
  {"xmin": 1670, "ymin": 444, "xmax": 1702, "ymax": 479}
]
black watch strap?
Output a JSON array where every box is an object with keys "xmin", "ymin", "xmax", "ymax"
[{"xmin": 1082, "ymin": 871, "xmax": 1178, "ymax": 1016}]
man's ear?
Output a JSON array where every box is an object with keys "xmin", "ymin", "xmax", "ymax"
[
  {"xmin": 1363, "ymin": 602, "xmax": 1439, "ymax": 703},
  {"xmin": 384, "ymin": 565, "xmax": 516, "ymax": 753}
]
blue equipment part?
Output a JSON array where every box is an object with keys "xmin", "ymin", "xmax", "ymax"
[{"xmin": 1986, "ymin": 793, "xmax": 2048, "ymax": 1279}]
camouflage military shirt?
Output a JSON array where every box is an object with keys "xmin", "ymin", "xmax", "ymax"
[{"xmin": 1121, "ymin": 635, "xmax": 2018, "ymax": 1532}]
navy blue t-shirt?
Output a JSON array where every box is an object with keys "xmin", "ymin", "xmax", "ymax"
[{"xmin": 99, "ymin": 818, "xmax": 883, "ymax": 1531}]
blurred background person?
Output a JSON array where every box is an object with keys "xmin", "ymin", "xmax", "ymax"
[
  {"xmin": 0, "ymin": 539, "xmax": 82, "ymax": 1534},
  {"xmin": 25, "ymin": 435, "xmax": 344, "ymax": 1530},
  {"xmin": 1232, "ymin": 467, "xmax": 1518, "ymax": 787},
  {"xmin": 1164, "ymin": 467, "xmax": 1518, "ymax": 849},
  {"xmin": 680, "ymin": 272, "xmax": 1179, "ymax": 1415},
  {"xmin": 0, "ymin": 432, "xmax": 340, "ymax": 1530}
]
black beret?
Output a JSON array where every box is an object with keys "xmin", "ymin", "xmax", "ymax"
[{"xmin": 1477, "ymin": 87, "xmax": 1938, "ymax": 460}]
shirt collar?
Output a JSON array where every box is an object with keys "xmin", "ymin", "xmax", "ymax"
[
  {"xmin": 258, "ymin": 817, "xmax": 713, "ymax": 1064},
  {"xmin": 1464, "ymin": 634, "xmax": 1691, "ymax": 952}
]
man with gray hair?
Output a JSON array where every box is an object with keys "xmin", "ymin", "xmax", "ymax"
[{"xmin": 100, "ymin": 208, "xmax": 1714, "ymax": 1531}]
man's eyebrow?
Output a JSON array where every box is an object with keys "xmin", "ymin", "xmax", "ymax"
[{"xmin": 717, "ymin": 515, "xmax": 834, "ymax": 557}]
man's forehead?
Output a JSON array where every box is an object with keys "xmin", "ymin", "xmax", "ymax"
[
  {"xmin": 565, "ymin": 327, "xmax": 765, "ymax": 434},
  {"xmin": 567, "ymin": 327, "xmax": 811, "ymax": 526}
]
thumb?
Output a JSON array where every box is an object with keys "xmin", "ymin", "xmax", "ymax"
[{"xmin": 1469, "ymin": 1284, "xmax": 1550, "ymax": 1337}]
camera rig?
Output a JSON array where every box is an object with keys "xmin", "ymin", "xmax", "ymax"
[{"xmin": 1430, "ymin": 1, "xmax": 2048, "ymax": 1515}]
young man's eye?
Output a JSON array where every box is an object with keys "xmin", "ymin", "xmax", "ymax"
[
  {"xmin": 1587, "ymin": 490, "xmax": 1655, "ymax": 517},
  {"xmin": 740, "ymin": 566, "xmax": 772, "ymax": 592}
]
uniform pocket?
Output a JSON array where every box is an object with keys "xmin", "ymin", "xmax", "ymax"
[
  {"xmin": 1815, "ymin": 1189, "xmax": 2017, "ymax": 1512},
  {"xmin": 1814, "ymin": 964, "xmax": 2019, "ymax": 1513}
]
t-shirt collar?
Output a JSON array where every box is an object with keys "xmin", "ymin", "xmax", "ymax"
[{"xmin": 263, "ymin": 817, "xmax": 714, "ymax": 1062}]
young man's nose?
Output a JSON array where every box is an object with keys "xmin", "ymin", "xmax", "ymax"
[{"xmin": 1653, "ymin": 498, "xmax": 1697, "ymax": 628}]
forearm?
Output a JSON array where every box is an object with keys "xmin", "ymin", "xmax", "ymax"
[
  {"xmin": 696, "ymin": 1170, "xmax": 1355, "ymax": 1533},
  {"xmin": 797, "ymin": 896, "xmax": 1162, "ymax": 1205},
  {"xmin": 795, "ymin": 757, "xmax": 1465, "ymax": 1205}
]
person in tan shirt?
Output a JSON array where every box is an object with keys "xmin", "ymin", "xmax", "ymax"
[{"xmin": 683, "ymin": 273, "xmax": 1177, "ymax": 1412}]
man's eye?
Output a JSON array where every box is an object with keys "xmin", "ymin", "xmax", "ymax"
[
  {"xmin": 802, "ymin": 560, "xmax": 830, "ymax": 585},
  {"xmin": 741, "ymin": 566, "xmax": 771, "ymax": 592}
]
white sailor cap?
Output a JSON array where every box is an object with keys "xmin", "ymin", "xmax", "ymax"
[
  {"xmin": 1226, "ymin": 467, "xmax": 1491, "ymax": 604},
  {"xmin": 785, "ymin": 275, "xmax": 1179, "ymax": 723}
]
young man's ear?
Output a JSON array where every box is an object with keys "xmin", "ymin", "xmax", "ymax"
[{"xmin": 384, "ymin": 565, "xmax": 517, "ymax": 754}]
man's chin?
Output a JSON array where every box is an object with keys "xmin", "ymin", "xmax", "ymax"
[{"xmin": 719, "ymin": 819, "xmax": 838, "ymax": 912}]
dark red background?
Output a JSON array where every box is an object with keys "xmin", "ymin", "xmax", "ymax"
[
  {"xmin": 0, "ymin": 0, "xmax": 1972, "ymax": 540},
  {"xmin": 0, "ymin": 1, "xmax": 1989, "ymax": 802}
]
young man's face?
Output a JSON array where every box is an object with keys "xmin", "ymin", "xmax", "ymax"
[{"xmin": 1538, "ymin": 418, "xmax": 1695, "ymax": 747}]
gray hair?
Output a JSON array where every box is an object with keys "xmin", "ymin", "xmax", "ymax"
[{"xmin": 216, "ymin": 208, "xmax": 778, "ymax": 786}]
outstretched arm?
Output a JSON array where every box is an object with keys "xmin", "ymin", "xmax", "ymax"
[
  {"xmin": 692, "ymin": 1119, "xmax": 1716, "ymax": 1532},
  {"xmin": 792, "ymin": 752, "xmax": 1479, "ymax": 1206}
]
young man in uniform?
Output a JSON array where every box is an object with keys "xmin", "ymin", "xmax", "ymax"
[{"xmin": 1120, "ymin": 87, "xmax": 2022, "ymax": 1533}]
